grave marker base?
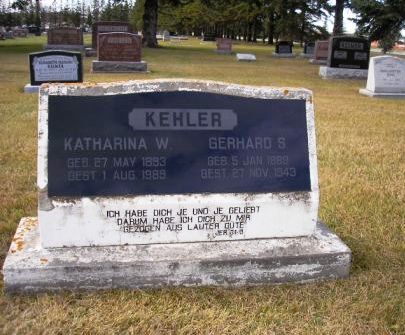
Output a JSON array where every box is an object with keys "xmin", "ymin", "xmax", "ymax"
[
  {"xmin": 44, "ymin": 44, "xmax": 85, "ymax": 52},
  {"xmin": 3, "ymin": 217, "xmax": 351, "ymax": 294},
  {"xmin": 272, "ymin": 52, "xmax": 295, "ymax": 58},
  {"xmin": 309, "ymin": 59, "xmax": 327, "ymax": 65},
  {"xmin": 359, "ymin": 88, "xmax": 405, "ymax": 99},
  {"xmin": 23, "ymin": 84, "xmax": 39, "ymax": 93},
  {"xmin": 319, "ymin": 66, "xmax": 368, "ymax": 79},
  {"xmin": 300, "ymin": 53, "xmax": 313, "ymax": 58},
  {"xmin": 85, "ymin": 48, "xmax": 97, "ymax": 57},
  {"xmin": 91, "ymin": 60, "xmax": 147, "ymax": 72}
]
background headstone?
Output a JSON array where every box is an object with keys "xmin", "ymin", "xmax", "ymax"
[
  {"xmin": 327, "ymin": 35, "xmax": 370, "ymax": 69},
  {"xmin": 310, "ymin": 40, "xmax": 329, "ymax": 64},
  {"xmin": 98, "ymin": 32, "xmax": 141, "ymax": 62},
  {"xmin": 92, "ymin": 21, "xmax": 133, "ymax": 50},
  {"xmin": 274, "ymin": 41, "xmax": 294, "ymax": 57},
  {"xmin": 302, "ymin": 41, "xmax": 315, "ymax": 57},
  {"xmin": 25, "ymin": 50, "xmax": 83, "ymax": 93},
  {"xmin": 202, "ymin": 33, "xmax": 216, "ymax": 41},
  {"xmin": 216, "ymin": 38, "xmax": 232, "ymax": 54},
  {"xmin": 92, "ymin": 32, "xmax": 146, "ymax": 72},
  {"xmin": 45, "ymin": 27, "xmax": 84, "ymax": 51},
  {"xmin": 359, "ymin": 55, "xmax": 405, "ymax": 98}
]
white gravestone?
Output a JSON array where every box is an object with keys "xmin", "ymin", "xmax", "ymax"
[
  {"xmin": 359, "ymin": 56, "xmax": 405, "ymax": 98},
  {"xmin": 236, "ymin": 53, "xmax": 256, "ymax": 61}
]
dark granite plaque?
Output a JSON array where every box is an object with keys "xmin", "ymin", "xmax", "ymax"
[
  {"xmin": 48, "ymin": 92, "xmax": 311, "ymax": 196},
  {"xmin": 276, "ymin": 41, "xmax": 293, "ymax": 54},
  {"xmin": 304, "ymin": 42, "xmax": 315, "ymax": 55},
  {"xmin": 327, "ymin": 35, "xmax": 370, "ymax": 69},
  {"xmin": 203, "ymin": 33, "xmax": 216, "ymax": 41},
  {"xmin": 29, "ymin": 50, "xmax": 83, "ymax": 86}
]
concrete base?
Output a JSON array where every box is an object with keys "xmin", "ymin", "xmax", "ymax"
[
  {"xmin": 359, "ymin": 88, "xmax": 405, "ymax": 99},
  {"xmin": 319, "ymin": 66, "xmax": 368, "ymax": 79},
  {"xmin": 272, "ymin": 52, "xmax": 295, "ymax": 58},
  {"xmin": 309, "ymin": 59, "xmax": 327, "ymax": 65},
  {"xmin": 300, "ymin": 53, "xmax": 313, "ymax": 58},
  {"xmin": 91, "ymin": 60, "xmax": 147, "ymax": 73},
  {"xmin": 3, "ymin": 217, "xmax": 351, "ymax": 294},
  {"xmin": 85, "ymin": 48, "xmax": 97, "ymax": 57},
  {"xmin": 44, "ymin": 44, "xmax": 85, "ymax": 52},
  {"xmin": 24, "ymin": 84, "xmax": 39, "ymax": 93}
]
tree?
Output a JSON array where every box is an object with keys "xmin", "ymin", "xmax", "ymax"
[
  {"xmin": 333, "ymin": 0, "xmax": 345, "ymax": 34},
  {"xmin": 352, "ymin": 0, "xmax": 405, "ymax": 51}
]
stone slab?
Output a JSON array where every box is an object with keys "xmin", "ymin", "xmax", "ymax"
[
  {"xmin": 24, "ymin": 84, "xmax": 39, "ymax": 93},
  {"xmin": 359, "ymin": 88, "xmax": 405, "ymax": 99},
  {"xmin": 309, "ymin": 59, "xmax": 327, "ymax": 65},
  {"xmin": 91, "ymin": 60, "xmax": 147, "ymax": 72},
  {"xmin": 44, "ymin": 44, "xmax": 85, "ymax": 52},
  {"xmin": 85, "ymin": 48, "xmax": 97, "ymax": 57},
  {"xmin": 319, "ymin": 66, "xmax": 368, "ymax": 79},
  {"xmin": 272, "ymin": 52, "xmax": 295, "ymax": 58},
  {"xmin": 2, "ymin": 217, "xmax": 351, "ymax": 293},
  {"xmin": 236, "ymin": 53, "xmax": 256, "ymax": 61},
  {"xmin": 300, "ymin": 53, "xmax": 312, "ymax": 58}
]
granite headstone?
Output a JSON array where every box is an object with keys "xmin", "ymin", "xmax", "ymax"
[
  {"xmin": 3, "ymin": 79, "xmax": 351, "ymax": 293},
  {"xmin": 359, "ymin": 56, "xmax": 405, "ymax": 98},
  {"xmin": 92, "ymin": 32, "xmax": 146, "ymax": 72},
  {"xmin": 45, "ymin": 27, "xmax": 84, "ymax": 51},
  {"xmin": 216, "ymin": 38, "xmax": 232, "ymax": 54},
  {"xmin": 24, "ymin": 50, "xmax": 83, "ymax": 93}
]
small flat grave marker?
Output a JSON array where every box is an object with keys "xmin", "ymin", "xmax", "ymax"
[
  {"xmin": 24, "ymin": 50, "xmax": 83, "ymax": 93},
  {"xmin": 359, "ymin": 56, "xmax": 405, "ymax": 98},
  {"xmin": 236, "ymin": 53, "xmax": 256, "ymax": 61}
]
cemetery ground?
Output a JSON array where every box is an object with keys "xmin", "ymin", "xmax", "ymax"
[{"xmin": 0, "ymin": 35, "xmax": 404, "ymax": 335}]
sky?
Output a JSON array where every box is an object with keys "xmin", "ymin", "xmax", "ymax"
[{"xmin": 40, "ymin": 0, "xmax": 357, "ymax": 34}]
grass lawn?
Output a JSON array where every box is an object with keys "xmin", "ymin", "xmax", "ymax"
[{"xmin": 0, "ymin": 35, "xmax": 404, "ymax": 335}]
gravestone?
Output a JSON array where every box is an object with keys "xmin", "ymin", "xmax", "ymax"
[
  {"xmin": 5, "ymin": 31, "xmax": 14, "ymax": 39},
  {"xmin": 91, "ymin": 32, "xmax": 147, "ymax": 72},
  {"xmin": 13, "ymin": 28, "xmax": 28, "ymax": 37},
  {"xmin": 236, "ymin": 53, "xmax": 256, "ymax": 61},
  {"xmin": 359, "ymin": 56, "xmax": 405, "ymax": 98},
  {"xmin": 216, "ymin": 38, "xmax": 232, "ymax": 54},
  {"xmin": 319, "ymin": 35, "xmax": 370, "ymax": 79},
  {"xmin": 273, "ymin": 41, "xmax": 294, "ymax": 58},
  {"xmin": 163, "ymin": 30, "xmax": 171, "ymax": 41},
  {"xmin": 2, "ymin": 79, "xmax": 351, "ymax": 293},
  {"xmin": 301, "ymin": 41, "xmax": 315, "ymax": 58},
  {"xmin": 24, "ymin": 51, "xmax": 83, "ymax": 93},
  {"xmin": 202, "ymin": 33, "xmax": 216, "ymax": 41},
  {"xmin": 86, "ymin": 21, "xmax": 133, "ymax": 56},
  {"xmin": 0, "ymin": 27, "xmax": 5, "ymax": 40},
  {"xmin": 45, "ymin": 27, "xmax": 84, "ymax": 52},
  {"xmin": 309, "ymin": 40, "xmax": 329, "ymax": 65}
]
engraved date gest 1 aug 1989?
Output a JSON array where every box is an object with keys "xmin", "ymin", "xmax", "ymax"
[{"xmin": 65, "ymin": 156, "xmax": 167, "ymax": 182}]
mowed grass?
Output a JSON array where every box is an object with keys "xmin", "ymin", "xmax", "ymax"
[{"xmin": 0, "ymin": 35, "xmax": 404, "ymax": 335}]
